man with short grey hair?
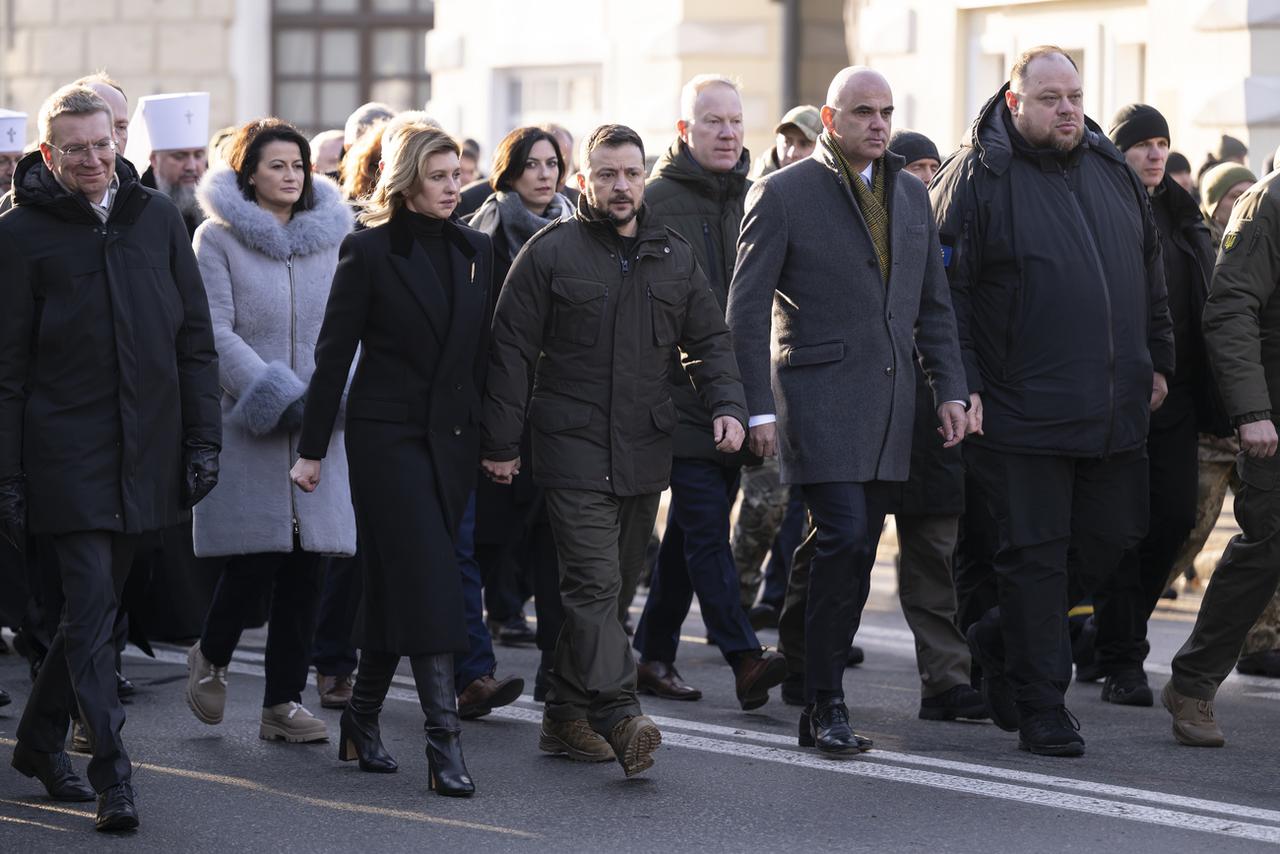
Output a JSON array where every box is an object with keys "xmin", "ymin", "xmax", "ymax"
[
  {"xmin": 1, "ymin": 84, "xmax": 220, "ymax": 831},
  {"xmin": 728, "ymin": 66, "xmax": 969, "ymax": 755}
]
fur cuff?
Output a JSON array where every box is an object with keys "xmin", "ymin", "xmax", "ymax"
[{"xmin": 230, "ymin": 361, "xmax": 306, "ymax": 436}]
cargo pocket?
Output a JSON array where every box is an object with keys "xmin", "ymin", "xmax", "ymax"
[
  {"xmin": 647, "ymin": 279, "xmax": 686, "ymax": 346},
  {"xmin": 550, "ymin": 276, "xmax": 606, "ymax": 346},
  {"xmin": 650, "ymin": 398, "xmax": 677, "ymax": 433},
  {"xmin": 1235, "ymin": 453, "xmax": 1280, "ymax": 539}
]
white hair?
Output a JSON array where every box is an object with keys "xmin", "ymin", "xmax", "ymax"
[
  {"xmin": 309, "ymin": 128, "xmax": 344, "ymax": 152},
  {"xmin": 381, "ymin": 111, "xmax": 442, "ymax": 150},
  {"xmin": 679, "ymin": 74, "xmax": 741, "ymax": 122}
]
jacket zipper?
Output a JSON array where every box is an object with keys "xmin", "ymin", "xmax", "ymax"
[
  {"xmin": 287, "ymin": 254, "xmax": 300, "ymax": 538},
  {"xmin": 701, "ymin": 221, "xmax": 719, "ymax": 285},
  {"xmin": 1061, "ymin": 169, "xmax": 1116, "ymax": 455}
]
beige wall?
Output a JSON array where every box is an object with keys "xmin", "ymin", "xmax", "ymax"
[{"xmin": 0, "ymin": 0, "xmax": 239, "ymax": 151}]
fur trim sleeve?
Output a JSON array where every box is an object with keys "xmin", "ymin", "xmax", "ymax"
[{"xmin": 229, "ymin": 360, "xmax": 306, "ymax": 436}]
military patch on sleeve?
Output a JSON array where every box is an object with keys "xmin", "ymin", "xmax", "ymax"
[{"xmin": 1223, "ymin": 230, "xmax": 1240, "ymax": 251}]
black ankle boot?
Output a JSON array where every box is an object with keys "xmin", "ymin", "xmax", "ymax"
[
  {"xmin": 410, "ymin": 653, "xmax": 474, "ymax": 797},
  {"xmin": 338, "ymin": 651, "xmax": 399, "ymax": 773}
]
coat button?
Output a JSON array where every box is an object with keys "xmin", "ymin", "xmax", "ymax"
[
  {"xmin": 663, "ymin": 247, "xmax": 670, "ymax": 254},
  {"xmin": 452, "ymin": 426, "xmax": 462, "ymax": 436},
  {"xmin": 884, "ymin": 366, "xmax": 894, "ymax": 376},
  {"xmin": 455, "ymin": 383, "xmax": 463, "ymax": 391}
]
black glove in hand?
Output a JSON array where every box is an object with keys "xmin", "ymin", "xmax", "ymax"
[
  {"xmin": 277, "ymin": 394, "xmax": 306, "ymax": 434},
  {"xmin": 184, "ymin": 445, "xmax": 220, "ymax": 509},
  {"xmin": 0, "ymin": 473, "xmax": 26, "ymax": 552}
]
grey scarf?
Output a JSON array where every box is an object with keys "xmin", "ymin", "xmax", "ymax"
[{"xmin": 467, "ymin": 189, "xmax": 571, "ymax": 260}]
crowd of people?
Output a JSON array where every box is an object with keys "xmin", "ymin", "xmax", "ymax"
[{"xmin": 1, "ymin": 43, "xmax": 1279, "ymax": 833}]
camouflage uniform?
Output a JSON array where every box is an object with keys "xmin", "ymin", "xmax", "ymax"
[{"xmin": 732, "ymin": 456, "xmax": 791, "ymax": 608}]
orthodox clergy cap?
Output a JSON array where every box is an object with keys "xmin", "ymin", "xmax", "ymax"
[
  {"xmin": 125, "ymin": 92, "xmax": 209, "ymax": 164},
  {"xmin": 0, "ymin": 109, "xmax": 27, "ymax": 153}
]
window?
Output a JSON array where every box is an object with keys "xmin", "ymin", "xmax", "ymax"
[
  {"xmin": 272, "ymin": 0, "xmax": 435, "ymax": 135},
  {"xmin": 501, "ymin": 65, "xmax": 602, "ymax": 133}
]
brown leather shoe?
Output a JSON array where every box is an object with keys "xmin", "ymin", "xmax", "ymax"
[
  {"xmin": 734, "ymin": 651, "xmax": 787, "ymax": 711},
  {"xmin": 316, "ymin": 673, "xmax": 353, "ymax": 710},
  {"xmin": 637, "ymin": 660, "xmax": 702, "ymax": 701},
  {"xmin": 457, "ymin": 674, "xmax": 524, "ymax": 720}
]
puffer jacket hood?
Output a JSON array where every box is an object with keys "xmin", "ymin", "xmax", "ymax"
[
  {"xmin": 964, "ymin": 83, "xmax": 1126, "ymax": 177},
  {"xmin": 196, "ymin": 166, "xmax": 352, "ymax": 260},
  {"xmin": 12, "ymin": 150, "xmax": 140, "ymax": 221},
  {"xmin": 649, "ymin": 139, "xmax": 750, "ymax": 201}
]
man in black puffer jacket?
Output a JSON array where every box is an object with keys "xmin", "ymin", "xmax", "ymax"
[
  {"xmin": 930, "ymin": 47, "xmax": 1174, "ymax": 757},
  {"xmin": 633, "ymin": 74, "xmax": 787, "ymax": 711}
]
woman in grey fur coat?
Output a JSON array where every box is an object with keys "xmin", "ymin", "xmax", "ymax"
[{"xmin": 183, "ymin": 119, "xmax": 355, "ymax": 745}]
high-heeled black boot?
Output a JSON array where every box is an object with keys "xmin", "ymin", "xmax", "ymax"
[
  {"xmin": 338, "ymin": 650, "xmax": 399, "ymax": 773},
  {"xmin": 409, "ymin": 653, "xmax": 474, "ymax": 797}
]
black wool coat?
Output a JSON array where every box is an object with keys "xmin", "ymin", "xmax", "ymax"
[
  {"xmin": 0, "ymin": 153, "xmax": 221, "ymax": 535},
  {"xmin": 297, "ymin": 207, "xmax": 493, "ymax": 655}
]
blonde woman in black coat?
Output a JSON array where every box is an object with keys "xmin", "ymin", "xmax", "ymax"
[{"xmin": 291, "ymin": 121, "xmax": 493, "ymax": 797}]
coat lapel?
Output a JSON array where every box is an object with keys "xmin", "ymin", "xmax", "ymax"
[
  {"xmin": 387, "ymin": 212, "xmax": 449, "ymax": 345},
  {"xmin": 436, "ymin": 230, "xmax": 482, "ymax": 379}
]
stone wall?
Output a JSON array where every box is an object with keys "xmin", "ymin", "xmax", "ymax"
[{"xmin": 1, "ymin": 0, "xmax": 237, "ymax": 150}]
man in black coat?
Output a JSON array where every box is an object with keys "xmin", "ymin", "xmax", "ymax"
[
  {"xmin": 1089, "ymin": 105, "xmax": 1229, "ymax": 707},
  {"xmin": 0, "ymin": 85, "xmax": 220, "ymax": 831},
  {"xmin": 930, "ymin": 47, "xmax": 1174, "ymax": 757}
]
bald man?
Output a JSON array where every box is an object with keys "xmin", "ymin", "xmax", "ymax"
[{"xmin": 727, "ymin": 66, "xmax": 969, "ymax": 755}]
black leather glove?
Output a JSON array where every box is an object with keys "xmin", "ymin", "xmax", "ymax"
[
  {"xmin": 0, "ymin": 473, "xmax": 25, "ymax": 552},
  {"xmin": 277, "ymin": 394, "xmax": 306, "ymax": 434},
  {"xmin": 184, "ymin": 444, "xmax": 220, "ymax": 509}
]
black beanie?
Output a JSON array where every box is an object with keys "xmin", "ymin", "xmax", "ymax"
[
  {"xmin": 1108, "ymin": 103, "xmax": 1170, "ymax": 152},
  {"xmin": 889, "ymin": 130, "xmax": 940, "ymax": 166},
  {"xmin": 1166, "ymin": 151, "xmax": 1191, "ymax": 174}
]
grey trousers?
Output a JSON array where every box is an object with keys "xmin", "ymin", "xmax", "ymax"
[
  {"xmin": 1172, "ymin": 453, "xmax": 1280, "ymax": 699},
  {"xmin": 543, "ymin": 489, "xmax": 660, "ymax": 737},
  {"xmin": 17, "ymin": 531, "xmax": 138, "ymax": 792}
]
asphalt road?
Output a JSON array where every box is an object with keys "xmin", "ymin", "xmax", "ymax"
[{"xmin": 2, "ymin": 562, "xmax": 1278, "ymax": 853}]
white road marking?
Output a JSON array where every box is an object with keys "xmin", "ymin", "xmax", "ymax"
[{"xmin": 130, "ymin": 645, "xmax": 1280, "ymax": 844}]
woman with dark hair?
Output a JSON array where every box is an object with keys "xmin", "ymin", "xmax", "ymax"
[
  {"xmin": 183, "ymin": 118, "xmax": 355, "ymax": 744},
  {"xmin": 466, "ymin": 126, "xmax": 576, "ymax": 696},
  {"xmin": 290, "ymin": 120, "xmax": 494, "ymax": 797}
]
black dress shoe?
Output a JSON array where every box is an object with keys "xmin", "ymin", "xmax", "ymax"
[
  {"xmin": 846, "ymin": 645, "xmax": 865, "ymax": 667},
  {"xmin": 799, "ymin": 700, "xmax": 872, "ymax": 755},
  {"xmin": 11, "ymin": 743, "xmax": 95, "ymax": 802},
  {"xmin": 116, "ymin": 672, "xmax": 135, "ymax": 698},
  {"xmin": 96, "ymin": 782, "xmax": 139, "ymax": 832},
  {"xmin": 1236, "ymin": 649, "xmax": 1280, "ymax": 677},
  {"xmin": 966, "ymin": 622, "xmax": 1019, "ymax": 732},
  {"xmin": 493, "ymin": 616, "xmax": 536, "ymax": 647},
  {"xmin": 1018, "ymin": 706, "xmax": 1084, "ymax": 757},
  {"xmin": 1100, "ymin": 670, "xmax": 1154, "ymax": 706},
  {"xmin": 748, "ymin": 603, "xmax": 779, "ymax": 631},
  {"xmin": 919, "ymin": 684, "xmax": 990, "ymax": 721}
]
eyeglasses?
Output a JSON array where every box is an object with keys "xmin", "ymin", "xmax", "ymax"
[{"xmin": 48, "ymin": 139, "xmax": 116, "ymax": 163}]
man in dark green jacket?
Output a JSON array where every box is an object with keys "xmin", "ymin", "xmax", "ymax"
[
  {"xmin": 1164, "ymin": 169, "xmax": 1280, "ymax": 748},
  {"xmin": 634, "ymin": 75, "xmax": 787, "ymax": 710},
  {"xmin": 481, "ymin": 124, "xmax": 747, "ymax": 778}
]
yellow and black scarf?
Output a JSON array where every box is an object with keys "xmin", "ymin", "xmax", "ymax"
[{"xmin": 822, "ymin": 132, "xmax": 890, "ymax": 282}]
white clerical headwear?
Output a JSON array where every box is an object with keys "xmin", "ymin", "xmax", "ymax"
[
  {"xmin": 124, "ymin": 92, "xmax": 209, "ymax": 165},
  {"xmin": 0, "ymin": 109, "xmax": 27, "ymax": 154}
]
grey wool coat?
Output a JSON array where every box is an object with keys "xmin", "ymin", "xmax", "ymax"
[
  {"xmin": 725, "ymin": 146, "xmax": 968, "ymax": 485},
  {"xmin": 191, "ymin": 167, "xmax": 356, "ymax": 557}
]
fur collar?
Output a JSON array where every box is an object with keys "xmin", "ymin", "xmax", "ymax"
[{"xmin": 197, "ymin": 166, "xmax": 352, "ymax": 260}]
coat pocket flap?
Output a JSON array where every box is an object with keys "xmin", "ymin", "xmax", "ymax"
[
  {"xmin": 346, "ymin": 398, "xmax": 409, "ymax": 423},
  {"xmin": 1238, "ymin": 454, "xmax": 1280, "ymax": 491},
  {"xmin": 529, "ymin": 396, "xmax": 593, "ymax": 433},
  {"xmin": 785, "ymin": 341, "xmax": 845, "ymax": 367},
  {"xmin": 550, "ymin": 275, "xmax": 607, "ymax": 305},
  {"xmin": 647, "ymin": 279, "xmax": 685, "ymax": 306},
  {"xmin": 650, "ymin": 398, "xmax": 677, "ymax": 433}
]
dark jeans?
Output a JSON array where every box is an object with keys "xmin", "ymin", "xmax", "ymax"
[
  {"xmin": 544, "ymin": 488, "xmax": 658, "ymax": 736},
  {"xmin": 635, "ymin": 458, "xmax": 759, "ymax": 664},
  {"xmin": 1172, "ymin": 451, "xmax": 1280, "ymax": 699},
  {"xmin": 311, "ymin": 554, "xmax": 362, "ymax": 679},
  {"xmin": 761, "ymin": 488, "xmax": 806, "ymax": 610},
  {"xmin": 798, "ymin": 481, "xmax": 891, "ymax": 701},
  {"xmin": 200, "ymin": 547, "xmax": 326, "ymax": 708},
  {"xmin": 965, "ymin": 445, "xmax": 1148, "ymax": 711},
  {"xmin": 1095, "ymin": 400, "xmax": 1199, "ymax": 673},
  {"xmin": 453, "ymin": 491, "xmax": 497, "ymax": 693},
  {"xmin": 18, "ymin": 532, "xmax": 137, "ymax": 792}
]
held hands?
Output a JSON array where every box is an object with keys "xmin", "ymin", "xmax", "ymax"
[
  {"xmin": 291, "ymin": 457, "xmax": 322, "ymax": 492},
  {"xmin": 1239, "ymin": 419, "xmax": 1279, "ymax": 459},
  {"xmin": 748, "ymin": 422, "xmax": 777, "ymax": 458},
  {"xmin": 713, "ymin": 416, "xmax": 745, "ymax": 454},
  {"xmin": 1151, "ymin": 372, "xmax": 1169, "ymax": 412},
  {"xmin": 481, "ymin": 457, "xmax": 521, "ymax": 485},
  {"xmin": 936, "ymin": 401, "xmax": 968, "ymax": 449}
]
